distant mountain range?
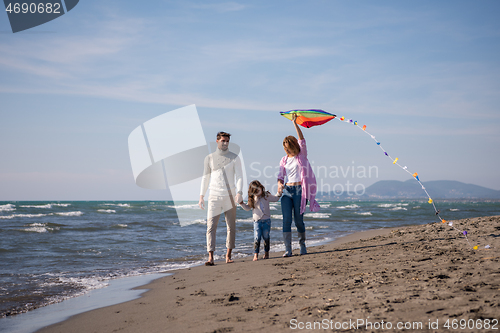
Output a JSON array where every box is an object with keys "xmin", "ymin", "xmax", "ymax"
[{"xmin": 318, "ymin": 180, "xmax": 500, "ymax": 200}]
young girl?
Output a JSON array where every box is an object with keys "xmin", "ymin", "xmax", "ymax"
[{"xmin": 239, "ymin": 180, "xmax": 282, "ymax": 261}]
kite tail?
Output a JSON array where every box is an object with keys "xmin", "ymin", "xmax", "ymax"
[{"xmin": 337, "ymin": 117, "xmax": 485, "ymax": 251}]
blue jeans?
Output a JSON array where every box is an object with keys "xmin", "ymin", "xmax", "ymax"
[
  {"xmin": 281, "ymin": 185, "xmax": 305, "ymax": 233},
  {"xmin": 254, "ymin": 218, "xmax": 271, "ymax": 253}
]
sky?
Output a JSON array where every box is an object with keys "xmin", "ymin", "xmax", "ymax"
[{"xmin": 1, "ymin": 0, "xmax": 499, "ymax": 201}]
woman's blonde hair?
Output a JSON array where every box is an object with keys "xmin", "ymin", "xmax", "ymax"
[
  {"xmin": 247, "ymin": 180, "xmax": 268, "ymax": 209},
  {"xmin": 283, "ymin": 135, "xmax": 300, "ymax": 156}
]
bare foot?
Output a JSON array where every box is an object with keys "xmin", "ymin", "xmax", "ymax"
[
  {"xmin": 253, "ymin": 254, "xmax": 258, "ymax": 261},
  {"xmin": 263, "ymin": 252, "xmax": 269, "ymax": 259},
  {"xmin": 226, "ymin": 249, "xmax": 233, "ymax": 263},
  {"xmin": 206, "ymin": 251, "xmax": 214, "ymax": 266}
]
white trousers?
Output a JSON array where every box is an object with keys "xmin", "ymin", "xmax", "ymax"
[{"xmin": 206, "ymin": 195, "xmax": 236, "ymax": 252}]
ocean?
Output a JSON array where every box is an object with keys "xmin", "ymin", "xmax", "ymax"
[{"xmin": 1, "ymin": 200, "xmax": 499, "ymax": 328}]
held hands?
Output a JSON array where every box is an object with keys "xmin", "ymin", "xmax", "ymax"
[
  {"xmin": 234, "ymin": 193, "xmax": 243, "ymax": 205},
  {"xmin": 277, "ymin": 182, "xmax": 284, "ymax": 196}
]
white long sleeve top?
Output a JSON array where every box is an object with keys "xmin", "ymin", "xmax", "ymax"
[
  {"xmin": 239, "ymin": 192, "xmax": 281, "ymax": 221},
  {"xmin": 200, "ymin": 148, "xmax": 243, "ymax": 197}
]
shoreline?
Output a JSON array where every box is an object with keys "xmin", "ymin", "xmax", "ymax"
[
  {"xmin": 0, "ymin": 274, "xmax": 170, "ymax": 333},
  {"xmin": 36, "ymin": 215, "xmax": 500, "ymax": 333},
  {"xmin": 1, "ymin": 227, "xmax": 392, "ymax": 333}
]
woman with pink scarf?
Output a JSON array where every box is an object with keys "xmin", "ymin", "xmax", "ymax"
[{"xmin": 277, "ymin": 114, "xmax": 320, "ymax": 257}]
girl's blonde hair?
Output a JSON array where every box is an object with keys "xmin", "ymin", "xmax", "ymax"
[
  {"xmin": 247, "ymin": 180, "xmax": 268, "ymax": 209},
  {"xmin": 283, "ymin": 135, "xmax": 300, "ymax": 156}
]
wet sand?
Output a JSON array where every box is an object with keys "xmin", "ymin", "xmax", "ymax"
[{"xmin": 38, "ymin": 216, "xmax": 500, "ymax": 332}]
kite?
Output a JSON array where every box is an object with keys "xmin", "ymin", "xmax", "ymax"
[
  {"xmin": 280, "ymin": 109, "xmax": 336, "ymax": 128},
  {"xmin": 281, "ymin": 109, "xmax": 487, "ymax": 250}
]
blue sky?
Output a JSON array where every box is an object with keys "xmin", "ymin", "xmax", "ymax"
[{"xmin": 1, "ymin": 0, "xmax": 499, "ymax": 200}]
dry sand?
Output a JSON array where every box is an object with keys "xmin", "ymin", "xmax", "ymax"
[{"xmin": 38, "ymin": 216, "xmax": 500, "ymax": 333}]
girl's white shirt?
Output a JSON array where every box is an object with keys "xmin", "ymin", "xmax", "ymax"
[{"xmin": 239, "ymin": 192, "xmax": 281, "ymax": 221}]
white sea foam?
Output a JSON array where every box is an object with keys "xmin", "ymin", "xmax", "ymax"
[
  {"xmin": 43, "ymin": 276, "xmax": 109, "ymax": 293},
  {"xmin": 304, "ymin": 213, "xmax": 330, "ymax": 219},
  {"xmin": 0, "ymin": 215, "xmax": 15, "ymax": 219},
  {"xmin": 188, "ymin": 219, "xmax": 206, "ymax": 225},
  {"xmin": 377, "ymin": 203, "xmax": 409, "ymax": 208},
  {"xmin": 319, "ymin": 203, "xmax": 331, "ymax": 208},
  {"xmin": 271, "ymin": 214, "xmax": 283, "ymax": 220},
  {"xmin": 378, "ymin": 203, "xmax": 409, "ymax": 208},
  {"xmin": 98, "ymin": 209, "xmax": 116, "ymax": 213},
  {"xmin": 0, "ymin": 204, "xmax": 16, "ymax": 212},
  {"xmin": 12, "ymin": 213, "xmax": 49, "ymax": 218},
  {"xmin": 355, "ymin": 212, "xmax": 373, "ymax": 216},
  {"xmin": 269, "ymin": 203, "xmax": 280, "ymax": 209},
  {"xmin": 449, "ymin": 208, "xmax": 460, "ymax": 211},
  {"xmin": 103, "ymin": 203, "xmax": 131, "ymax": 207},
  {"xmin": 23, "ymin": 226, "xmax": 48, "ymax": 233},
  {"xmin": 337, "ymin": 204, "xmax": 360, "ymax": 209},
  {"xmin": 154, "ymin": 261, "xmax": 206, "ymax": 272},
  {"xmin": 236, "ymin": 218, "xmax": 254, "ymax": 223},
  {"xmin": 54, "ymin": 211, "xmax": 83, "ymax": 217},
  {"xmin": 377, "ymin": 203, "xmax": 392, "ymax": 208},
  {"xmin": 272, "ymin": 226, "xmax": 314, "ymax": 231},
  {"xmin": 390, "ymin": 207, "xmax": 407, "ymax": 211},
  {"xmin": 116, "ymin": 224, "xmax": 128, "ymax": 228},
  {"xmin": 167, "ymin": 204, "xmax": 199, "ymax": 209},
  {"xmin": 20, "ymin": 204, "xmax": 53, "ymax": 209},
  {"xmin": 23, "ymin": 223, "xmax": 59, "ymax": 233}
]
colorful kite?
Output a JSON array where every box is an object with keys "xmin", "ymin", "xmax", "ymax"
[
  {"xmin": 280, "ymin": 109, "xmax": 336, "ymax": 128},
  {"xmin": 281, "ymin": 109, "xmax": 486, "ymax": 250}
]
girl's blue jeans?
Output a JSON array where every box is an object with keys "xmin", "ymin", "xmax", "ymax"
[
  {"xmin": 254, "ymin": 218, "xmax": 271, "ymax": 253},
  {"xmin": 281, "ymin": 185, "xmax": 305, "ymax": 233}
]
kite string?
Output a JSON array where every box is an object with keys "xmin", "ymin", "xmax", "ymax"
[{"xmin": 336, "ymin": 117, "xmax": 480, "ymax": 250}]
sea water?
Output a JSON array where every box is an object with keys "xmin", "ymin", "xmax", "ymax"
[{"xmin": 0, "ymin": 200, "xmax": 499, "ymax": 325}]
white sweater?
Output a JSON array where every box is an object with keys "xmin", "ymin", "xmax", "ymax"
[{"xmin": 200, "ymin": 148, "xmax": 243, "ymax": 197}]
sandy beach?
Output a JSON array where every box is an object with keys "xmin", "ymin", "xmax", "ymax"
[{"xmin": 38, "ymin": 216, "xmax": 500, "ymax": 333}]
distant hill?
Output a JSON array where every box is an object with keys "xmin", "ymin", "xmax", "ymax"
[
  {"xmin": 363, "ymin": 180, "xmax": 500, "ymax": 199},
  {"xmin": 317, "ymin": 180, "xmax": 500, "ymax": 200}
]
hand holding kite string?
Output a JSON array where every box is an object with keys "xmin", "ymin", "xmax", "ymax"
[
  {"xmin": 290, "ymin": 112, "xmax": 305, "ymax": 140},
  {"xmin": 280, "ymin": 109, "xmax": 487, "ymax": 250}
]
